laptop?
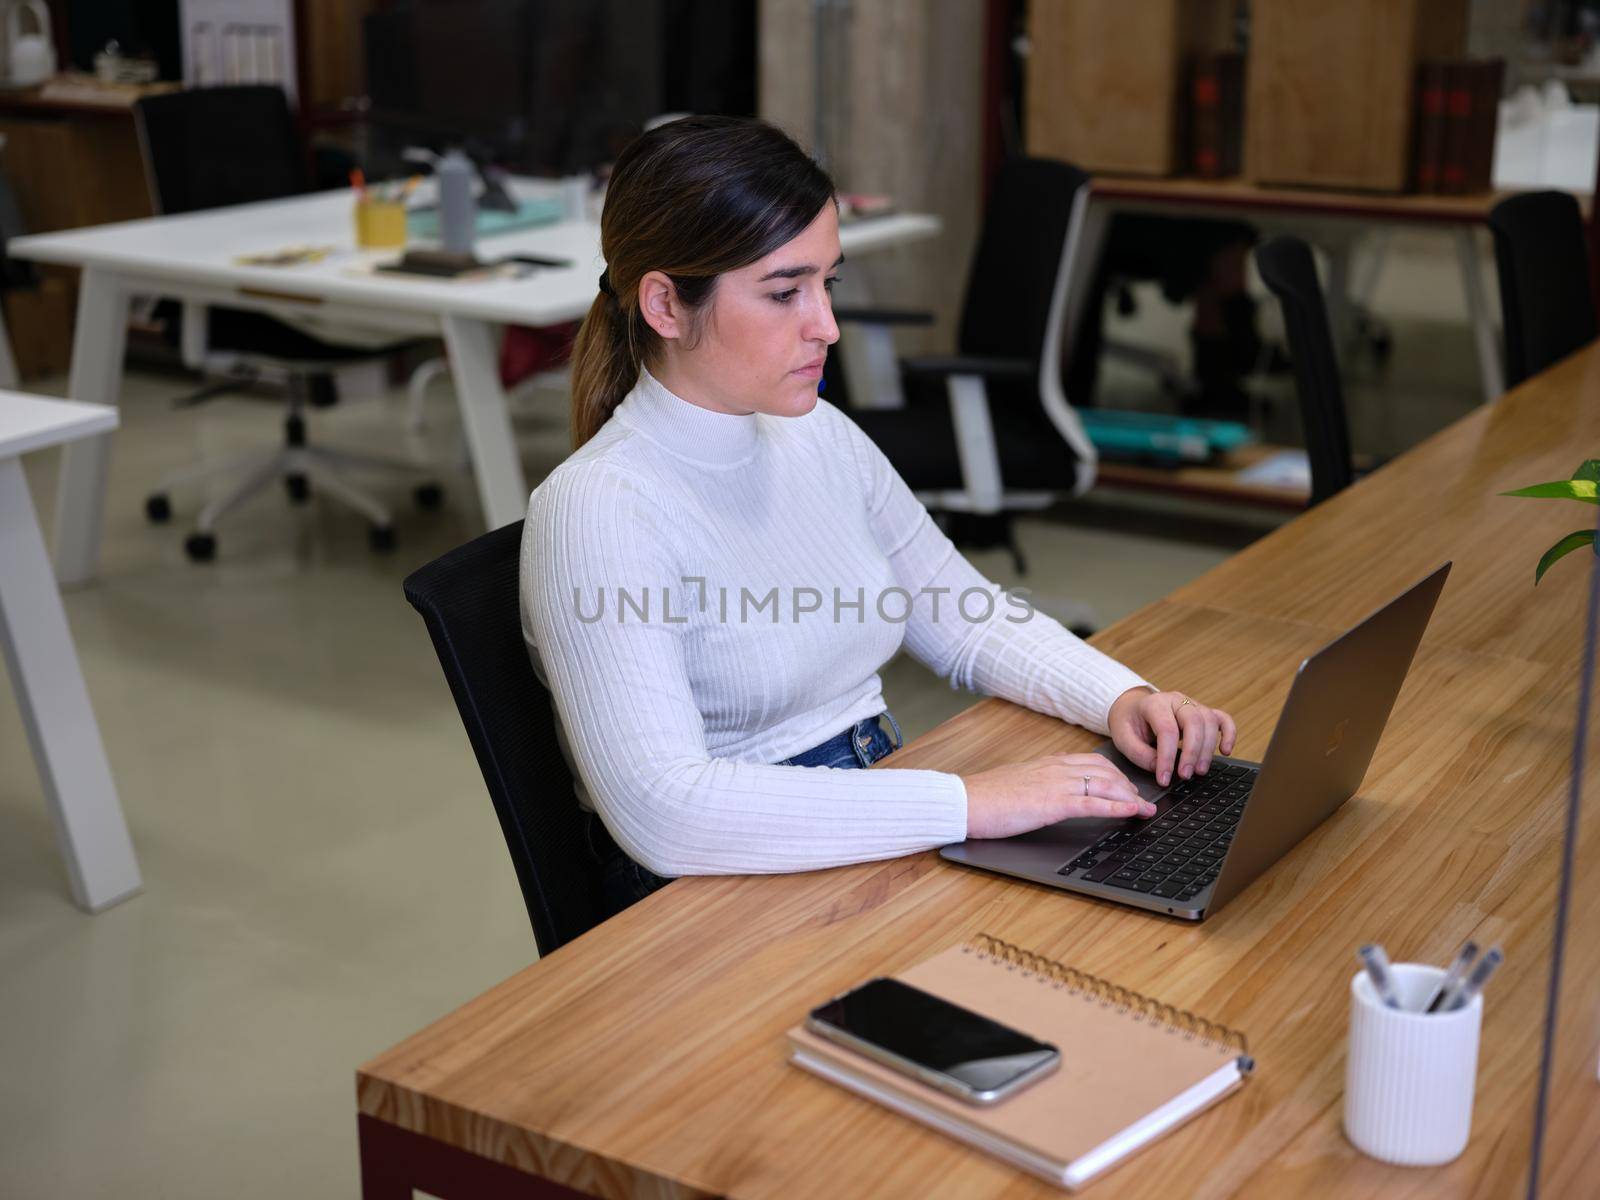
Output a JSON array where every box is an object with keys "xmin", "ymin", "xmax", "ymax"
[{"xmin": 940, "ymin": 563, "xmax": 1451, "ymax": 921}]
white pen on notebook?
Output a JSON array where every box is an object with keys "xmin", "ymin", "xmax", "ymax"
[
  {"xmin": 1358, "ymin": 944, "xmax": 1403, "ymax": 1010},
  {"xmin": 1446, "ymin": 946, "xmax": 1503, "ymax": 1012},
  {"xmin": 1423, "ymin": 940, "xmax": 1480, "ymax": 1014}
]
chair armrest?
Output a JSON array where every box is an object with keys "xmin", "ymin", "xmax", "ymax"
[
  {"xmin": 831, "ymin": 306, "xmax": 936, "ymax": 326},
  {"xmin": 900, "ymin": 355, "xmax": 1034, "ymax": 381}
]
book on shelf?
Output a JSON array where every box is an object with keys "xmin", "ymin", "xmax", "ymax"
[
  {"xmin": 1415, "ymin": 58, "xmax": 1504, "ymax": 194},
  {"xmin": 1190, "ymin": 51, "xmax": 1246, "ymax": 180}
]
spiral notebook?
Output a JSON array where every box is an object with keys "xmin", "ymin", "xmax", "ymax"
[{"xmin": 787, "ymin": 934, "xmax": 1254, "ymax": 1191}]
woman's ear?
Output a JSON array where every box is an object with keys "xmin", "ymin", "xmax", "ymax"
[{"xmin": 638, "ymin": 271, "xmax": 683, "ymax": 342}]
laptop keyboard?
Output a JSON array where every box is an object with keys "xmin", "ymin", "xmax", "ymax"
[{"xmin": 1057, "ymin": 763, "xmax": 1259, "ymax": 903}]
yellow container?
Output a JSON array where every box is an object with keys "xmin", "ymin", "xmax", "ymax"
[{"xmin": 354, "ymin": 200, "xmax": 408, "ymax": 249}]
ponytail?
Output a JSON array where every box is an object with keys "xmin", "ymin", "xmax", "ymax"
[{"xmin": 569, "ymin": 289, "xmax": 640, "ymax": 448}]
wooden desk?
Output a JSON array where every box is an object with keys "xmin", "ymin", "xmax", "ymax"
[
  {"xmin": 1068, "ymin": 175, "xmax": 1513, "ymax": 404},
  {"xmin": 1094, "ymin": 442, "xmax": 1311, "ymax": 511},
  {"xmin": 357, "ymin": 345, "xmax": 1600, "ymax": 1197}
]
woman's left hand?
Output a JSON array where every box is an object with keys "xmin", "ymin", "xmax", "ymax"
[{"xmin": 1107, "ymin": 686, "xmax": 1237, "ymax": 788}]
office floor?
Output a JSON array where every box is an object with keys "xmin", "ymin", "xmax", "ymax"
[{"xmin": 0, "ymin": 230, "xmax": 1484, "ymax": 1198}]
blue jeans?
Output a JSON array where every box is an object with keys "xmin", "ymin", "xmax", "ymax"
[{"xmin": 585, "ymin": 712, "xmax": 904, "ymax": 916}]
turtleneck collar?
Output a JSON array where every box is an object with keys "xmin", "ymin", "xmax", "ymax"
[{"xmin": 611, "ymin": 367, "xmax": 762, "ymax": 467}]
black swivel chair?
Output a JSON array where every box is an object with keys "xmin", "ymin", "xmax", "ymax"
[
  {"xmin": 1254, "ymin": 236, "xmax": 1356, "ymax": 506},
  {"xmin": 134, "ymin": 85, "xmax": 440, "ymax": 561},
  {"xmin": 1486, "ymin": 190, "xmax": 1598, "ymax": 389},
  {"xmin": 403, "ymin": 521, "xmax": 607, "ymax": 955},
  {"xmin": 840, "ymin": 157, "xmax": 1100, "ymax": 573}
]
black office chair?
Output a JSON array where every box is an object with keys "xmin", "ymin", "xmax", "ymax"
[
  {"xmin": 838, "ymin": 157, "xmax": 1100, "ymax": 573},
  {"xmin": 1254, "ymin": 236, "xmax": 1356, "ymax": 505},
  {"xmin": 1486, "ymin": 190, "xmax": 1598, "ymax": 389},
  {"xmin": 134, "ymin": 85, "xmax": 440, "ymax": 561},
  {"xmin": 403, "ymin": 521, "xmax": 606, "ymax": 956}
]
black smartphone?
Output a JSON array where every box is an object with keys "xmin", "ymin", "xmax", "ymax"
[{"xmin": 806, "ymin": 977, "xmax": 1060, "ymax": 1105}]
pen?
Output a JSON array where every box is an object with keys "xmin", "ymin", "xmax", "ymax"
[
  {"xmin": 1423, "ymin": 940, "xmax": 1479, "ymax": 1014},
  {"xmin": 1445, "ymin": 946, "xmax": 1503, "ymax": 1012},
  {"xmin": 1358, "ymin": 944, "xmax": 1403, "ymax": 1010}
]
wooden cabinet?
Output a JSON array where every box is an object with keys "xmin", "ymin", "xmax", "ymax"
[
  {"xmin": 0, "ymin": 101, "xmax": 152, "ymax": 233},
  {"xmin": 1026, "ymin": 0, "xmax": 1233, "ymax": 176},
  {"xmin": 1246, "ymin": 0, "xmax": 1468, "ymax": 191}
]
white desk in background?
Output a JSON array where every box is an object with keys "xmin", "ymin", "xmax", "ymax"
[
  {"xmin": 0, "ymin": 392, "xmax": 140, "ymax": 912},
  {"xmin": 9, "ymin": 183, "xmax": 940, "ymax": 585}
]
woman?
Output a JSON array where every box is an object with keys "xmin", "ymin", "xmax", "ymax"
[{"xmin": 521, "ymin": 116, "xmax": 1237, "ymax": 915}]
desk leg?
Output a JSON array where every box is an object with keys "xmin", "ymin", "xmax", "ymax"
[
  {"xmin": 358, "ymin": 1114, "xmax": 593, "ymax": 1200},
  {"xmin": 1455, "ymin": 227, "xmax": 1504, "ymax": 402},
  {"xmin": 1322, "ymin": 236, "xmax": 1354, "ymax": 355},
  {"xmin": 440, "ymin": 315, "xmax": 530, "ymax": 530},
  {"xmin": 0, "ymin": 300, "xmax": 19, "ymax": 389},
  {"xmin": 0, "ymin": 458, "xmax": 140, "ymax": 912},
  {"xmin": 833, "ymin": 273, "xmax": 905, "ymax": 409},
  {"xmin": 53, "ymin": 269, "xmax": 130, "ymax": 587}
]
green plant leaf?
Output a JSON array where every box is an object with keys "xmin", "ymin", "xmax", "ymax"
[
  {"xmin": 1536, "ymin": 529, "xmax": 1597, "ymax": 584},
  {"xmin": 1501, "ymin": 479, "xmax": 1600, "ymax": 503},
  {"xmin": 1576, "ymin": 461, "xmax": 1600, "ymax": 483}
]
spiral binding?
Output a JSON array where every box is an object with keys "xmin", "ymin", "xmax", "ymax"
[{"xmin": 965, "ymin": 933, "xmax": 1250, "ymax": 1059}]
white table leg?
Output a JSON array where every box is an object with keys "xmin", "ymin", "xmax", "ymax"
[
  {"xmin": 0, "ymin": 457, "xmax": 140, "ymax": 912},
  {"xmin": 440, "ymin": 315, "xmax": 528, "ymax": 529},
  {"xmin": 833, "ymin": 272, "xmax": 905, "ymax": 409},
  {"xmin": 1322, "ymin": 234, "xmax": 1355, "ymax": 356},
  {"xmin": 0, "ymin": 300, "xmax": 19, "ymax": 389},
  {"xmin": 1455, "ymin": 227, "xmax": 1504, "ymax": 402},
  {"xmin": 53, "ymin": 269, "xmax": 130, "ymax": 586}
]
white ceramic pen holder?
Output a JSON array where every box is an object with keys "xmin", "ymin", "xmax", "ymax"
[{"xmin": 1344, "ymin": 963, "xmax": 1482, "ymax": 1166}]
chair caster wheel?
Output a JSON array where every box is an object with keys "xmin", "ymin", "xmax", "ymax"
[
  {"xmin": 285, "ymin": 473, "xmax": 311, "ymax": 503},
  {"xmin": 184, "ymin": 532, "xmax": 216, "ymax": 562},
  {"xmin": 414, "ymin": 482, "xmax": 444, "ymax": 511},
  {"xmin": 145, "ymin": 494, "xmax": 172, "ymax": 524},
  {"xmin": 368, "ymin": 524, "xmax": 396, "ymax": 552}
]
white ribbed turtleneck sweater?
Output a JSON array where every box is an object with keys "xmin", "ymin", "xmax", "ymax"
[{"xmin": 520, "ymin": 369, "xmax": 1151, "ymax": 878}]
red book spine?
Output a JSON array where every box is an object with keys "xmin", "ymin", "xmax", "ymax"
[
  {"xmin": 1192, "ymin": 56, "xmax": 1223, "ymax": 178},
  {"xmin": 1467, "ymin": 59, "xmax": 1506, "ymax": 193},
  {"xmin": 1189, "ymin": 52, "xmax": 1243, "ymax": 180},
  {"xmin": 1441, "ymin": 62, "xmax": 1472, "ymax": 195},
  {"xmin": 1414, "ymin": 62, "xmax": 1448, "ymax": 194}
]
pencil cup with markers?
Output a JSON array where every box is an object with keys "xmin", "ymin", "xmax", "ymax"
[
  {"xmin": 354, "ymin": 199, "xmax": 407, "ymax": 250},
  {"xmin": 1344, "ymin": 961, "xmax": 1482, "ymax": 1165}
]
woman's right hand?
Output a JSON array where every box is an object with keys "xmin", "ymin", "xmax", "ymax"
[{"xmin": 961, "ymin": 754, "xmax": 1156, "ymax": 840}]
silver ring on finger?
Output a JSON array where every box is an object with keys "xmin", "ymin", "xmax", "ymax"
[
  {"xmin": 1082, "ymin": 775, "xmax": 1091, "ymax": 797},
  {"xmin": 1177, "ymin": 697, "xmax": 1193, "ymax": 711}
]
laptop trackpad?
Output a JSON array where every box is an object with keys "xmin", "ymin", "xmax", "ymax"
[
  {"xmin": 1090, "ymin": 740, "xmax": 1168, "ymax": 803},
  {"xmin": 1000, "ymin": 741, "xmax": 1162, "ymax": 854}
]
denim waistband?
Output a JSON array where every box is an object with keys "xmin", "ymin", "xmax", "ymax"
[{"xmin": 780, "ymin": 710, "xmax": 903, "ymax": 769}]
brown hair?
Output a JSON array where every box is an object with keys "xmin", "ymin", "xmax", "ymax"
[{"xmin": 569, "ymin": 116, "xmax": 836, "ymax": 447}]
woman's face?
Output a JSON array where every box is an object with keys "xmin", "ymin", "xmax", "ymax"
[{"xmin": 643, "ymin": 203, "xmax": 842, "ymax": 418}]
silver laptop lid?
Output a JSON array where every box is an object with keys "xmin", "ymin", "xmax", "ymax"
[{"xmin": 1204, "ymin": 562, "xmax": 1452, "ymax": 913}]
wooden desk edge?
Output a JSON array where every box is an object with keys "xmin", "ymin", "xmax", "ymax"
[
  {"xmin": 1093, "ymin": 462, "xmax": 1309, "ymax": 511},
  {"xmin": 356, "ymin": 1073, "xmax": 719, "ymax": 1200}
]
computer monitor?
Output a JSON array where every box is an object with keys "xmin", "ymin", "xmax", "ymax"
[{"xmin": 362, "ymin": 0, "xmax": 668, "ymax": 176}]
